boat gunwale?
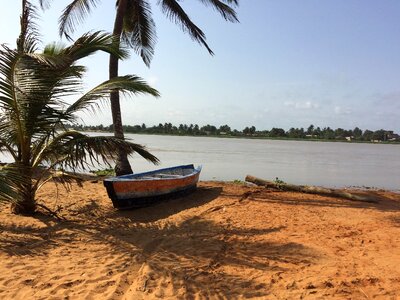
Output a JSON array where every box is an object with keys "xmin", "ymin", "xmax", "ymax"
[{"xmin": 104, "ymin": 164, "xmax": 202, "ymax": 182}]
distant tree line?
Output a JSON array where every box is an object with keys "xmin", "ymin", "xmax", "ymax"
[{"xmin": 67, "ymin": 123, "xmax": 400, "ymax": 143}]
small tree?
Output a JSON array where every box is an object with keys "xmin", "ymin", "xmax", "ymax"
[
  {"xmin": 269, "ymin": 128, "xmax": 286, "ymax": 137},
  {"xmin": 306, "ymin": 124, "xmax": 315, "ymax": 135},
  {"xmin": 353, "ymin": 127, "xmax": 363, "ymax": 139},
  {"xmin": 219, "ymin": 124, "xmax": 231, "ymax": 134},
  {"xmin": 0, "ymin": 2, "xmax": 159, "ymax": 214}
]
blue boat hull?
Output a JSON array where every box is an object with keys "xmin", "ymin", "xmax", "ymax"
[{"xmin": 104, "ymin": 164, "xmax": 201, "ymax": 209}]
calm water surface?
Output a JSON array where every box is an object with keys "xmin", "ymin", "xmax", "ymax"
[
  {"xmin": 1, "ymin": 133, "xmax": 399, "ymax": 190},
  {"xmin": 120, "ymin": 134, "xmax": 399, "ymax": 190}
]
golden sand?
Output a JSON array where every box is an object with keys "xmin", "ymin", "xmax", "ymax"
[{"xmin": 0, "ymin": 181, "xmax": 399, "ymax": 299}]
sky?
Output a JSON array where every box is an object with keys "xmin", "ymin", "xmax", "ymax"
[{"xmin": 1, "ymin": 1, "xmax": 400, "ymax": 132}]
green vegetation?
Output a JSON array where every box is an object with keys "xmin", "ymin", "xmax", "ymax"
[
  {"xmin": 0, "ymin": 165, "xmax": 24, "ymax": 205},
  {"xmin": 0, "ymin": 1, "xmax": 159, "ymax": 215},
  {"xmin": 273, "ymin": 177, "xmax": 287, "ymax": 189},
  {"xmin": 232, "ymin": 179, "xmax": 246, "ymax": 185},
  {"xmin": 89, "ymin": 168, "xmax": 116, "ymax": 176},
  {"xmin": 68, "ymin": 123, "xmax": 400, "ymax": 143}
]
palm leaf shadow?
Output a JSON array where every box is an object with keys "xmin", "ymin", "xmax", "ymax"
[{"xmin": 0, "ymin": 186, "xmax": 319, "ymax": 298}]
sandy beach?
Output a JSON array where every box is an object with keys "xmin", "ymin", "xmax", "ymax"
[{"xmin": 0, "ymin": 180, "xmax": 400, "ymax": 299}]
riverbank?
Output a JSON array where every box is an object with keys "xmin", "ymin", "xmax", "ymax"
[
  {"xmin": 77, "ymin": 130, "xmax": 400, "ymax": 145},
  {"xmin": 1, "ymin": 180, "xmax": 400, "ymax": 299}
]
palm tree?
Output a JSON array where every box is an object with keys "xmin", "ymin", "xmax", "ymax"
[
  {"xmin": 0, "ymin": 1, "xmax": 159, "ymax": 214},
  {"xmin": 57, "ymin": 0, "xmax": 239, "ymax": 175}
]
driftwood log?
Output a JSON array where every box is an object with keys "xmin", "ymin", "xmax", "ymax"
[{"xmin": 245, "ymin": 175, "xmax": 379, "ymax": 203}]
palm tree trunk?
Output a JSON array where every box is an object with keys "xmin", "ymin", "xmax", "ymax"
[
  {"xmin": 10, "ymin": 1, "xmax": 36, "ymax": 215},
  {"xmin": 10, "ymin": 168, "xmax": 36, "ymax": 215},
  {"xmin": 10, "ymin": 191, "xmax": 36, "ymax": 215},
  {"xmin": 109, "ymin": 0, "xmax": 133, "ymax": 176}
]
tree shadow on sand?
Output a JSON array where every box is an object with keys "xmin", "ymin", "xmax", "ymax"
[
  {"xmin": 0, "ymin": 184, "xmax": 319, "ymax": 298},
  {"xmin": 0, "ymin": 212, "xmax": 63, "ymax": 255},
  {"xmin": 109, "ymin": 185, "xmax": 224, "ymax": 222},
  {"xmin": 0, "ymin": 186, "xmax": 222, "ymax": 256},
  {"xmin": 62, "ymin": 185, "xmax": 223, "ymax": 222},
  {"xmin": 68, "ymin": 216, "xmax": 317, "ymax": 298}
]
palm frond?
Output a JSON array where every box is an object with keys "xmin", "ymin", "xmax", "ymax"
[
  {"xmin": 17, "ymin": 0, "xmax": 41, "ymax": 53},
  {"xmin": 158, "ymin": 0, "xmax": 214, "ymax": 55},
  {"xmin": 34, "ymin": 170, "xmax": 83, "ymax": 195},
  {"xmin": 1, "ymin": 32, "xmax": 133, "ymax": 141},
  {"xmin": 0, "ymin": 115, "xmax": 19, "ymax": 155},
  {"xmin": 0, "ymin": 165, "xmax": 25, "ymax": 204},
  {"xmin": 38, "ymin": 0, "xmax": 53, "ymax": 10},
  {"xmin": 220, "ymin": 0, "xmax": 239, "ymax": 6},
  {"xmin": 0, "ymin": 45, "xmax": 19, "ymax": 110},
  {"xmin": 39, "ymin": 131, "xmax": 159, "ymax": 171},
  {"xmin": 59, "ymin": 0, "xmax": 101, "ymax": 39},
  {"xmin": 1, "ymin": 43, "xmax": 82, "ymax": 158},
  {"xmin": 122, "ymin": 0, "xmax": 157, "ymax": 67},
  {"xmin": 0, "ymin": 136, "xmax": 18, "ymax": 161},
  {"xmin": 12, "ymin": 54, "xmax": 77, "ymax": 139},
  {"xmin": 197, "ymin": 0, "xmax": 239, "ymax": 22},
  {"xmin": 60, "ymin": 31, "xmax": 130, "ymax": 61},
  {"xmin": 65, "ymin": 75, "xmax": 160, "ymax": 116}
]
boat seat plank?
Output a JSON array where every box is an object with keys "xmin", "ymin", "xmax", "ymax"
[
  {"xmin": 157, "ymin": 174, "xmax": 182, "ymax": 178},
  {"xmin": 134, "ymin": 174, "xmax": 182, "ymax": 180}
]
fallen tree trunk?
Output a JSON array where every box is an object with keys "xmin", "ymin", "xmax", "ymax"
[{"xmin": 245, "ymin": 175, "xmax": 379, "ymax": 203}]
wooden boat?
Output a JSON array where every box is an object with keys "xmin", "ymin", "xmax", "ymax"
[{"xmin": 103, "ymin": 164, "xmax": 202, "ymax": 209}]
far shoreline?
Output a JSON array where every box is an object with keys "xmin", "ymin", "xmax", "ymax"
[{"xmin": 80, "ymin": 130, "xmax": 400, "ymax": 145}]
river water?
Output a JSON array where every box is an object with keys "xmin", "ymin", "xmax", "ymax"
[
  {"xmin": 119, "ymin": 134, "xmax": 399, "ymax": 190},
  {"xmin": 1, "ymin": 133, "xmax": 399, "ymax": 190}
]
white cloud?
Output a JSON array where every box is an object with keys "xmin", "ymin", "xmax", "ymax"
[
  {"xmin": 166, "ymin": 109, "xmax": 184, "ymax": 118},
  {"xmin": 284, "ymin": 101, "xmax": 320, "ymax": 109},
  {"xmin": 334, "ymin": 106, "xmax": 352, "ymax": 115}
]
